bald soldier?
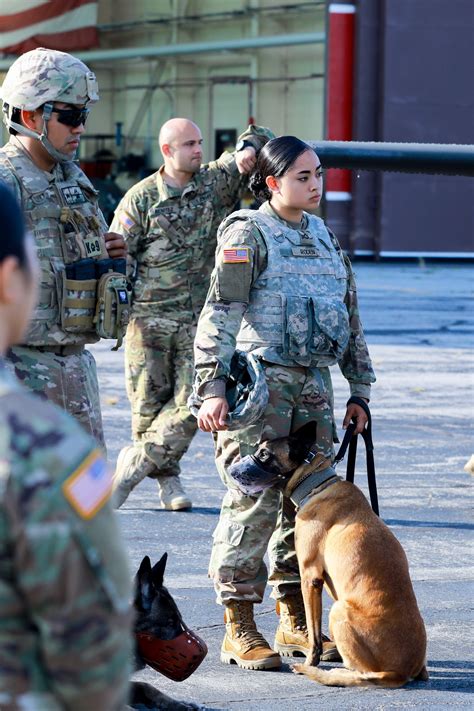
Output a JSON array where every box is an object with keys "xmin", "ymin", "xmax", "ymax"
[
  {"xmin": 112, "ymin": 118, "xmax": 274, "ymax": 509},
  {"xmin": 0, "ymin": 182, "xmax": 133, "ymax": 709}
]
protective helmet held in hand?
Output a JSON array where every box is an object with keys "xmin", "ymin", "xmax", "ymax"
[{"xmin": 188, "ymin": 350, "xmax": 268, "ymax": 430}]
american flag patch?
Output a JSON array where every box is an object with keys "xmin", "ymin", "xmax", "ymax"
[
  {"xmin": 223, "ymin": 247, "xmax": 250, "ymax": 264},
  {"xmin": 118, "ymin": 210, "xmax": 136, "ymax": 231},
  {"xmin": 63, "ymin": 450, "xmax": 112, "ymax": 520}
]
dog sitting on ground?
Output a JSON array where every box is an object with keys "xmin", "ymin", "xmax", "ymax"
[
  {"xmin": 241, "ymin": 421, "xmax": 428, "ymax": 689},
  {"xmin": 128, "ymin": 553, "xmax": 207, "ymax": 711}
]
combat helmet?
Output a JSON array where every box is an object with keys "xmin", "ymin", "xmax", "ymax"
[
  {"xmin": 1, "ymin": 47, "xmax": 99, "ymax": 162},
  {"xmin": 188, "ymin": 350, "xmax": 268, "ymax": 430}
]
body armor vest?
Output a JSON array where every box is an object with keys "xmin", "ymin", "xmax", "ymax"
[
  {"xmin": 0, "ymin": 143, "xmax": 109, "ymax": 346},
  {"xmin": 220, "ymin": 206, "xmax": 350, "ymax": 368}
]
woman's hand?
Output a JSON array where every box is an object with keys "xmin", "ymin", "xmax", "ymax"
[
  {"xmin": 342, "ymin": 399, "xmax": 369, "ymax": 435},
  {"xmin": 197, "ymin": 397, "xmax": 229, "ymax": 432}
]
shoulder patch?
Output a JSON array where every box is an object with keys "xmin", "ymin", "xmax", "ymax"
[
  {"xmin": 117, "ymin": 210, "xmax": 136, "ymax": 231},
  {"xmin": 223, "ymin": 247, "xmax": 250, "ymax": 264},
  {"xmin": 62, "ymin": 450, "xmax": 112, "ymax": 520}
]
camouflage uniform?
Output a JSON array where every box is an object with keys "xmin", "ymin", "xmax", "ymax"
[
  {"xmin": 110, "ymin": 125, "xmax": 274, "ymax": 480},
  {"xmin": 0, "ymin": 48, "xmax": 112, "ymax": 449},
  {"xmin": 0, "ymin": 358, "xmax": 133, "ymax": 710},
  {"xmin": 194, "ymin": 201, "xmax": 375, "ymax": 604},
  {"xmin": 0, "ymin": 141, "xmax": 109, "ymax": 448}
]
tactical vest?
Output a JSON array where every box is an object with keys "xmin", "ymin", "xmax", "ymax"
[
  {"xmin": 0, "ymin": 144, "xmax": 129, "ymax": 347},
  {"xmin": 220, "ymin": 207, "xmax": 350, "ymax": 368}
]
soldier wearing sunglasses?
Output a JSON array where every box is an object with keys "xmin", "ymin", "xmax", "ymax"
[{"xmin": 0, "ymin": 48, "xmax": 127, "ymax": 451}]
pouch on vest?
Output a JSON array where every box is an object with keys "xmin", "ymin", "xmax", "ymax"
[
  {"xmin": 284, "ymin": 295, "xmax": 313, "ymax": 359},
  {"xmin": 310, "ymin": 296, "xmax": 350, "ymax": 359},
  {"xmin": 60, "ymin": 259, "xmax": 98, "ymax": 333},
  {"xmin": 94, "ymin": 272, "xmax": 131, "ymax": 350}
]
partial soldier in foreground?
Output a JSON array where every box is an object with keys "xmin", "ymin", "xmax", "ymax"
[
  {"xmin": 0, "ymin": 182, "xmax": 133, "ymax": 709},
  {"xmin": 193, "ymin": 136, "xmax": 376, "ymax": 670},
  {"xmin": 111, "ymin": 118, "xmax": 274, "ymax": 510},
  {"xmin": 0, "ymin": 48, "xmax": 129, "ymax": 449}
]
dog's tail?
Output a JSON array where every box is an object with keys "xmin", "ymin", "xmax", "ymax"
[{"xmin": 293, "ymin": 664, "xmax": 410, "ymax": 688}]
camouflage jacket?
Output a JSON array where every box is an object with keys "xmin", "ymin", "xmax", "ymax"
[
  {"xmin": 194, "ymin": 201, "xmax": 376, "ymax": 401},
  {"xmin": 110, "ymin": 125, "xmax": 274, "ymax": 323},
  {"xmin": 0, "ymin": 358, "xmax": 133, "ymax": 710},
  {"xmin": 0, "ymin": 139, "xmax": 109, "ymax": 347}
]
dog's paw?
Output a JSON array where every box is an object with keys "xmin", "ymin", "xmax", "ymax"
[{"xmin": 292, "ymin": 663, "xmax": 306, "ymax": 675}]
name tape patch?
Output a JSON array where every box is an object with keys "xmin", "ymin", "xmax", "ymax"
[
  {"xmin": 223, "ymin": 247, "xmax": 250, "ymax": 264},
  {"xmin": 63, "ymin": 450, "xmax": 112, "ymax": 520}
]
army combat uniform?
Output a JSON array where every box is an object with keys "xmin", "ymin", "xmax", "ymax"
[
  {"xmin": 0, "ymin": 357, "xmax": 133, "ymax": 710},
  {"xmin": 111, "ymin": 125, "xmax": 274, "ymax": 487},
  {"xmin": 194, "ymin": 201, "xmax": 376, "ymax": 604},
  {"xmin": 0, "ymin": 139, "xmax": 111, "ymax": 448}
]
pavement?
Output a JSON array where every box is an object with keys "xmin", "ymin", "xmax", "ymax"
[{"xmin": 90, "ymin": 261, "xmax": 473, "ymax": 710}]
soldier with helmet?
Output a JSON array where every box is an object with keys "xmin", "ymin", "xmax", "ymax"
[
  {"xmin": 0, "ymin": 181, "xmax": 133, "ymax": 710},
  {"xmin": 0, "ymin": 48, "xmax": 128, "ymax": 449}
]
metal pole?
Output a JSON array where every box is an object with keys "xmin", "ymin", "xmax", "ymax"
[
  {"xmin": 0, "ymin": 32, "xmax": 326, "ymax": 70},
  {"xmin": 306, "ymin": 140, "xmax": 474, "ymax": 177}
]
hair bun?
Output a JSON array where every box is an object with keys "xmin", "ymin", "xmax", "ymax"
[{"xmin": 249, "ymin": 170, "xmax": 270, "ymax": 201}]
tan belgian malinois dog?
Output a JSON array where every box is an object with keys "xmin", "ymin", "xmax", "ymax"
[{"xmin": 242, "ymin": 421, "xmax": 428, "ymax": 688}]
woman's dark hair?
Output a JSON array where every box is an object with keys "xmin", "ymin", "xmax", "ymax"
[
  {"xmin": 0, "ymin": 181, "xmax": 28, "ymax": 268},
  {"xmin": 249, "ymin": 135, "xmax": 311, "ymax": 202}
]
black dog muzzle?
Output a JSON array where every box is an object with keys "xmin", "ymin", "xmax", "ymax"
[{"xmin": 228, "ymin": 454, "xmax": 287, "ymax": 495}]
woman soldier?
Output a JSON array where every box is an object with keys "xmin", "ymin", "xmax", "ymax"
[{"xmin": 192, "ymin": 136, "xmax": 376, "ymax": 671}]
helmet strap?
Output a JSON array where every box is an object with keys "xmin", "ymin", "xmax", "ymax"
[{"xmin": 5, "ymin": 102, "xmax": 75, "ymax": 164}]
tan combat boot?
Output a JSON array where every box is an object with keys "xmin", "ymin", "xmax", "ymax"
[
  {"xmin": 274, "ymin": 592, "xmax": 342, "ymax": 662},
  {"xmin": 221, "ymin": 601, "xmax": 282, "ymax": 671},
  {"xmin": 113, "ymin": 445, "xmax": 155, "ymax": 508}
]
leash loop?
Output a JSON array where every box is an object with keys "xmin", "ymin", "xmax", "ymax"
[{"xmin": 334, "ymin": 396, "xmax": 379, "ymax": 515}]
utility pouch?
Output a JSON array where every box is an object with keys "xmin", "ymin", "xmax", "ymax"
[
  {"xmin": 61, "ymin": 272, "xmax": 98, "ymax": 333},
  {"xmin": 94, "ymin": 272, "xmax": 132, "ymax": 350}
]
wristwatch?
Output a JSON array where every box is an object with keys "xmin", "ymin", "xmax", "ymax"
[{"xmin": 235, "ymin": 139, "xmax": 255, "ymax": 152}]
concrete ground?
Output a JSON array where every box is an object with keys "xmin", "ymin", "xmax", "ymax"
[{"xmin": 91, "ymin": 262, "xmax": 473, "ymax": 710}]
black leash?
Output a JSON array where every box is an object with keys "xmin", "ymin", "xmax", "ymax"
[{"xmin": 334, "ymin": 396, "xmax": 379, "ymax": 515}]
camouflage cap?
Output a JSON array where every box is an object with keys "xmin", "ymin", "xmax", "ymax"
[
  {"xmin": 1, "ymin": 48, "xmax": 99, "ymax": 109},
  {"xmin": 188, "ymin": 350, "xmax": 269, "ymax": 430}
]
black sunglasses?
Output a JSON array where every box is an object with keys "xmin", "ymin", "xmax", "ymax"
[{"xmin": 52, "ymin": 106, "xmax": 89, "ymax": 127}]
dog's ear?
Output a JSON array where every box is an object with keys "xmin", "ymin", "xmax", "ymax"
[
  {"xmin": 135, "ymin": 556, "xmax": 153, "ymax": 611},
  {"xmin": 151, "ymin": 552, "xmax": 168, "ymax": 589},
  {"xmin": 288, "ymin": 421, "xmax": 318, "ymax": 464}
]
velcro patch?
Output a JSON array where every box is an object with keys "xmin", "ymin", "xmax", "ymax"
[
  {"xmin": 63, "ymin": 450, "xmax": 112, "ymax": 520},
  {"xmin": 118, "ymin": 210, "xmax": 136, "ymax": 231},
  {"xmin": 223, "ymin": 247, "xmax": 250, "ymax": 264}
]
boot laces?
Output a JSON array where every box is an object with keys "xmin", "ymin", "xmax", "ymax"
[{"xmin": 231, "ymin": 604, "xmax": 270, "ymax": 652}]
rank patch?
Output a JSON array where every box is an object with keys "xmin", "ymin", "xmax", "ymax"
[
  {"xmin": 223, "ymin": 247, "xmax": 250, "ymax": 264},
  {"xmin": 118, "ymin": 210, "xmax": 136, "ymax": 231},
  {"xmin": 63, "ymin": 450, "xmax": 112, "ymax": 519}
]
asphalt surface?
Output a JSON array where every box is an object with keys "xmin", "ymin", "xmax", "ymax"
[{"xmin": 91, "ymin": 262, "xmax": 474, "ymax": 710}]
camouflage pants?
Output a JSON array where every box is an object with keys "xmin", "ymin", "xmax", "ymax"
[
  {"xmin": 125, "ymin": 316, "xmax": 198, "ymax": 477},
  {"xmin": 7, "ymin": 346, "xmax": 105, "ymax": 450},
  {"xmin": 210, "ymin": 362, "xmax": 336, "ymax": 605}
]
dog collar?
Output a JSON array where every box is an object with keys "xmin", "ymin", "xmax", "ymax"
[
  {"xmin": 135, "ymin": 626, "xmax": 208, "ymax": 682},
  {"xmin": 289, "ymin": 464, "xmax": 340, "ymax": 509}
]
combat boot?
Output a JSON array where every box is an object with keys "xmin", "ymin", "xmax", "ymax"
[
  {"xmin": 221, "ymin": 600, "xmax": 282, "ymax": 671},
  {"xmin": 113, "ymin": 445, "xmax": 155, "ymax": 508},
  {"xmin": 156, "ymin": 475, "xmax": 192, "ymax": 511},
  {"xmin": 274, "ymin": 592, "xmax": 342, "ymax": 662}
]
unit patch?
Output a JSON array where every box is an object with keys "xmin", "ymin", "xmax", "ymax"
[
  {"xmin": 84, "ymin": 235, "xmax": 102, "ymax": 257},
  {"xmin": 63, "ymin": 449, "xmax": 112, "ymax": 519},
  {"xmin": 223, "ymin": 247, "xmax": 250, "ymax": 264},
  {"xmin": 60, "ymin": 185, "xmax": 86, "ymax": 206}
]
